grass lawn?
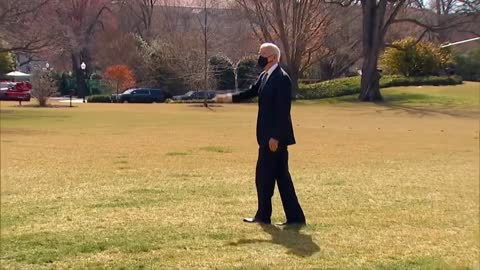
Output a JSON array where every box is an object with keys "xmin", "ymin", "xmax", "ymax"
[
  {"xmin": 301, "ymin": 81, "xmax": 479, "ymax": 107},
  {"xmin": 1, "ymin": 83, "xmax": 479, "ymax": 269}
]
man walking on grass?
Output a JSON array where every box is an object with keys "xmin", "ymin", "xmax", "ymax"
[{"xmin": 215, "ymin": 43, "xmax": 306, "ymax": 226}]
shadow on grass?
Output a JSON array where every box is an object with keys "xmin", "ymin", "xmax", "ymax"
[
  {"xmin": 229, "ymin": 224, "xmax": 320, "ymax": 257},
  {"xmin": 373, "ymin": 101, "xmax": 479, "ymax": 119},
  {"xmin": 296, "ymin": 93, "xmax": 436, "ymax": 106},
  {"xmin": 375, "ymin": 91, "xmax": 478, "ymax": 118},
  {"xmin": 296, "ymin": 92, "xmax": 479, "ymax": 119},
  {"xmin": 13, "ymin": 104, "xmax": 77, "ymax": 108},
  {"xmin": 1, "ymin": 230, "xmax": 161, "ymax": 265},
  {"xmin": 382, "ymin": 92, "xmax": 434, "ymax": 103},
  {"xmin": 374, "ymin": 90, "xmax": 479, "ymax": 118}
]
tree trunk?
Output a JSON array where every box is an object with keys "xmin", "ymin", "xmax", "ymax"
[
  {"xmin": 39, "ymin": 97, "xmax": 47, "ymax": 107},
  {"xmin": 283, "ymin": 61, "xmax": 301, "ymax": 99},
  {"xmin": 359, "ymin": 0, "xmax": 385, "ymax": 102},
  {"xmin": 289, "ymin": 69, "xmax": 299, "ymax": 100},
  {"xmin": 359, "ymin": 58, "xmax": 382, "ymax": 101}
]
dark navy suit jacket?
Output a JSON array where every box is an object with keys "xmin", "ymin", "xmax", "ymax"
[{"xmin": 232, "ymin": 66, "xmax": 296, "ymax": 146}]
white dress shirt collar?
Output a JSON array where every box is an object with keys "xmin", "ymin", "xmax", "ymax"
[{"xmin": 265, "ymin": 63, "xmax": 279, "ymax": 81}]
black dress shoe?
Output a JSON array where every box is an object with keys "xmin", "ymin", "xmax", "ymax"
[
  {"xmin": 243, "ymin": 217, "xmax": 271, "ymax": 224},
  {"xmin": 275, "ymin": 221, "xmax": 306, "ymax": 227}
]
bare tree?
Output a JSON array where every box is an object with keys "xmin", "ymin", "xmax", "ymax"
[
  {"xmin": 325, "ymin": 0, "xmax": 478, "ymax": 101},
  {"xmin": 94, "ymin": 32, "xmax": 145, "ymax": 75},
  {"xmin": 54, "ymin": 0, "xmax": 113, "ymax": 98},
  {"xmin": 116, "ymin": 0, "xmax": 158, "ymax": 41},
  {"xmin": 235, "ymin": 0, "xmax": 333, "ymax": 97},
  {"xmin": 145, "ymin": 0, "xmax": 244, "ymax": 90},
  {"xmin": 425, "ymin": 0, "xmax": 480, "ymax": 40},
  {"xmin": 31, "ymin": 69, "xmax": 58, "ymax": 107},
  {"xmin": 138, "ymin": 37, "xmax": 211, "ymax": 93},
  {"xmin": 312, "ymin": 6, "xmax": 362, "ymax": 81},
  {"xmin": 428, "ymin": 0, "xmax": 479, "ymax": 15},
  {"xmin": 0, "ymin": 0, "xmax": 61, "ymax": 54}
]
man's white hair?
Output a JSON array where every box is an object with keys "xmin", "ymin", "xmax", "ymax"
[{"xmin": 260, "ymin": 43, "xmax": 281, "ymax": 61}]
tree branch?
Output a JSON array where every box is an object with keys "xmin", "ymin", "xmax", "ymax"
[
  {"xmin": 382, "ymin": 0, "xmax": 406, "ymax": 35},
  {"xmin": 323, "ymin": 0, "xmax": 359, "ymax": 7}
]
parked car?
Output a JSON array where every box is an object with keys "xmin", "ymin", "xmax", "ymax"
[
  {"xmin": 0, "ymin": 81, "xmax": 31, "ymax": 101},
  {"xmin": 0, "ymin": 81, "xmax": 17, "ymax": 92},
  {"xmin": 112, "ymin": 88, "xmax": 172, "ymax": 103},
  {"xmin": 172, "ymin": 90, "xmax": 216, "ymax": 101}
]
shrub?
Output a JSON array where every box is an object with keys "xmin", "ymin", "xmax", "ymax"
[
  {"xmin": 31, "ymin": 70, "xmax": 58, "ymax": 107},
  {"xmin": 454, "ymin": 47, "xmax": 480, "ymax": 81},
  {"xmin": 56, "ymin": 72, "xmax": 80, "ymax": 96},
  {"xmin": 380, "ymin": 75, "xmax": 462, "ymax": 87},
  {"xmin": 237, "ymin": 56, "xmax": 262, "ymax": 90},
  {"xmin": 297, "ymin": 76, "xmax": 361, "ymax": 99},
  {"xmin": 209, "ymin": 55, "xmax": 235, "ymax": 90},
  {"xmin": 0, "ymin": 51, "xmax": 15, "ymax": 75},
  {"xmin": 380, "ymin": 37, "xmax": 454, "ymax": 77},
  {"xmin": 104, "ymin": 65, "xmax": 136, "ymax": 95},
  {"xmin": 87, "ymin": 95, "xmax": 112, "ymax": 103},
  {"xmin": 89, "ymin": 79, "xmax": 114, "ymax": 95}
]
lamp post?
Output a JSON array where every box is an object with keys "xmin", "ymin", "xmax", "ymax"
[{"xmin": 80, "ymin": 62, "xmax": 87, "ymax": 103}]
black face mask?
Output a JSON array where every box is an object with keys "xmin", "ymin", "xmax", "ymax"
[{"xmin": 258, "ymin": 56, "xmax": 269, "ymax": 68}]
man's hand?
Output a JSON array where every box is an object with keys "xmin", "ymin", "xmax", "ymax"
[
  {"xmin": 269, "ymin": 138, "xmax": 279, "ymax": 152},
  {"xmin": 213, "ymin": 94, "xmax": 232, "ymax": 103}
]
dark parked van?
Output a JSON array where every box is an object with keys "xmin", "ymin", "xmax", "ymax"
[{"xmin": 113, "ymin": 88, "xmax": 172, "ymax": 103}]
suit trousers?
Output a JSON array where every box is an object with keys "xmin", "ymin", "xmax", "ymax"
[{"xmin": 254, "ymin": 145, "xmax": 305, "ymax": 223}]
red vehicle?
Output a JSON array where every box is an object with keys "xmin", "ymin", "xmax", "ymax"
[{"xmin": 0, "ymin": 81, "xmax": 32, "ymax": 101}]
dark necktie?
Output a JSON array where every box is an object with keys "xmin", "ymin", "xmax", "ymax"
[{"xmin": 259, "ymin": 72, "xmax": 268, "ymax": 93}]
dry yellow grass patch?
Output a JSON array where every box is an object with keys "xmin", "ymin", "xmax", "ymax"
[{"xmin": 1, "ymin": 83, "xmax": 479, "ymax": 269}]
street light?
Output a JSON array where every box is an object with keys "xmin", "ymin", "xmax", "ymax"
[{"xmin": 80, "ymin": 62, "xmax": 86, "ymax": 103}]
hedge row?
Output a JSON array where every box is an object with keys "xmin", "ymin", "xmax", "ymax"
[
  {"xmin": 87, "ymin": 95, "xmax": 112, "ymax": 103},
  {"xmin": 297, "ymin": 75, "xmax": 463, "ymax": 99}
]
